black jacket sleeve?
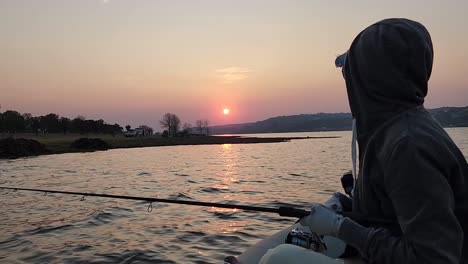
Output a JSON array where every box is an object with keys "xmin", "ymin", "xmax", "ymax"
[{"xmin": 338, "ymin": 137, "xmax": 463, "ymax": 263}]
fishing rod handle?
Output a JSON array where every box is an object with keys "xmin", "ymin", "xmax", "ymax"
[
  {"xmin": 278, "ymin": 206, "xmax": 395, "ymax": 226},
  {"xmin": 278, "ymin": 206, "xmax": 360, "ymax": 220},
  {"xmin": 277, "ymin": 206, "xmax": 359, "ymax": 219},
  {"xmin": 277, "ymin": 206, "xmax": 358, "ymax": 219},
  {"xmin": 278, "ymin": 206, "xmax": 310, "ymax": 218}
]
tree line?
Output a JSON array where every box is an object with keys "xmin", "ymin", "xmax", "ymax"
[
  {"xmin": 0, "ymin": 109, "xmax": 211, "ymax": 137},
  {"xmin": 0, "ymin": 110, "xmax": 123, "ymax": 135},
  {"xmin": 160, "ymin": 113, "xmax": 210, "ymax": 137}
]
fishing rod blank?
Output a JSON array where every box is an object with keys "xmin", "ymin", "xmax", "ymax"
[
  {"xmin": 0, "ymin": 186, "xmax": 395, "ymax": 225},
  {"xmin": 0, "ymin": 186, "xmax": 310, "ymax": 218}
]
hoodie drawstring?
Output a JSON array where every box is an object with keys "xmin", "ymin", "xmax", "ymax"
[{"xmin": 351, "ymin": 118, "xmax": 358, "ymax": 195}]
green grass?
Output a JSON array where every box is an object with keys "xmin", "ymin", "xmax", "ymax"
[{"xmin": 1, "ymin": 133, "xmax": 339, "ymax": 157}]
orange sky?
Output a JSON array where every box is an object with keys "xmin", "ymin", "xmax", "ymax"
[{"xmin": 1, "ymin": 1, "xmax": 467, "ymax": 129}]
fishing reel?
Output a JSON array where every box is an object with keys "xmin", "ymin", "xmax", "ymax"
[{"xmin": 285, "ymin": 228, "xmax": 327, "ymax": 252}]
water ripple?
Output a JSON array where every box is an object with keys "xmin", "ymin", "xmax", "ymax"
[{"xmin": 0, "ymin": 129, "xmax": 465, "ymax": 263}]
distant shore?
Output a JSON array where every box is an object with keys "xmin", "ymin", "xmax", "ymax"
[{"xmin": 0, "ymin": 133, "xmax": 340, "ymax": 159}]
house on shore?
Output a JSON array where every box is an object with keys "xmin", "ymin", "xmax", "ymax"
[{"xmin": 124, "ymin": 125, "xmax": 153, "ymax": 137}]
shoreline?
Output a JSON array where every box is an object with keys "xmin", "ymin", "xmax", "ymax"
[{"xmin": 0, "ymin": 134, "xmax": 341, "ymax": 159}]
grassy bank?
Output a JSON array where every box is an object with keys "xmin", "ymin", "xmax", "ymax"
[{"xmin": 0, "ymin": 133, "xmax": 340, "ymax": 158}]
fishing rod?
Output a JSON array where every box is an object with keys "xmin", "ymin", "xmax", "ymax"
[
  {"xmin": 0, "ymin": 186, "xmax": 395, "ymax": 224},
  {"xmin": 0, "ymin": 186, "xmax": 309, "ymax": 217}
]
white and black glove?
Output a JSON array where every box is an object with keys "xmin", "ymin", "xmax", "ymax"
[
  {"xmin": 323, "ymin": 193, "xmax": 343, "ymax": 211},
  {"xmin": 299, "ymin": 203, "xmax": 345, "ymax": 237},
  {"xmin": 324, "ymin": 192, "xmax": 353, "ymax": 212}
]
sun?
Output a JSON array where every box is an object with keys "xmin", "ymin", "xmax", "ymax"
[{"xmin": 223, "ymin": 108, "xmax": 230, "ymax": 115}]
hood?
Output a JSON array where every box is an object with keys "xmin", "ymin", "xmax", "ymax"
[{"xmin": 343, "ymin": 18, "xmax": 433, "ymax": 141}]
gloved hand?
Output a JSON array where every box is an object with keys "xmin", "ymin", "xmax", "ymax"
[
  {"xmin": 324, "ymin": 192, "xmax": 353, "ymax": 212},
  {"xmin": 323, "ymin": 193, "xmax": 343, "ymax": 211},
  {"xmin": 299, "ymin": 203, "xmax": 345, "ymax": 237}
]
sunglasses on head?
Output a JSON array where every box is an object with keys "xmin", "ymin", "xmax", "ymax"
[{"xmin": 335, "ymin": 51, "xmax": 348, "ymax": 79}]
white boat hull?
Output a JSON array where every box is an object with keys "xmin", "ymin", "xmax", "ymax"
[{"xmin": 226, "ymin": 223, "xmax": 364, "ymax": 264}]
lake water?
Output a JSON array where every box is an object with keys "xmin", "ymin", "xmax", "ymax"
[{"xmin": 0, "ymin": 128, "xmax": 467, "ymax": 263}]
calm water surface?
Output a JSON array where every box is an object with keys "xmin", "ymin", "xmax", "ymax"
[{"xmin": 1, "ymin": 129, "xmax": 467, "ymax": 263}]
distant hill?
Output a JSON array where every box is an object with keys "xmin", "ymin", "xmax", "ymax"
[{"xmin": 210, "ymin": 106, "xmax": 468, "ymax": 135}]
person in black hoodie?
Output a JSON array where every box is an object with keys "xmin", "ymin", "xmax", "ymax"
[{"xmin": 300, "ymin": 18, "xmax": 468, "ymax": 263}]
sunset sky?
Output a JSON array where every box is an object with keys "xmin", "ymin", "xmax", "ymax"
[{"xmin": 1, "ymin": 0, "xmax": 467, "ymax": 130}]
